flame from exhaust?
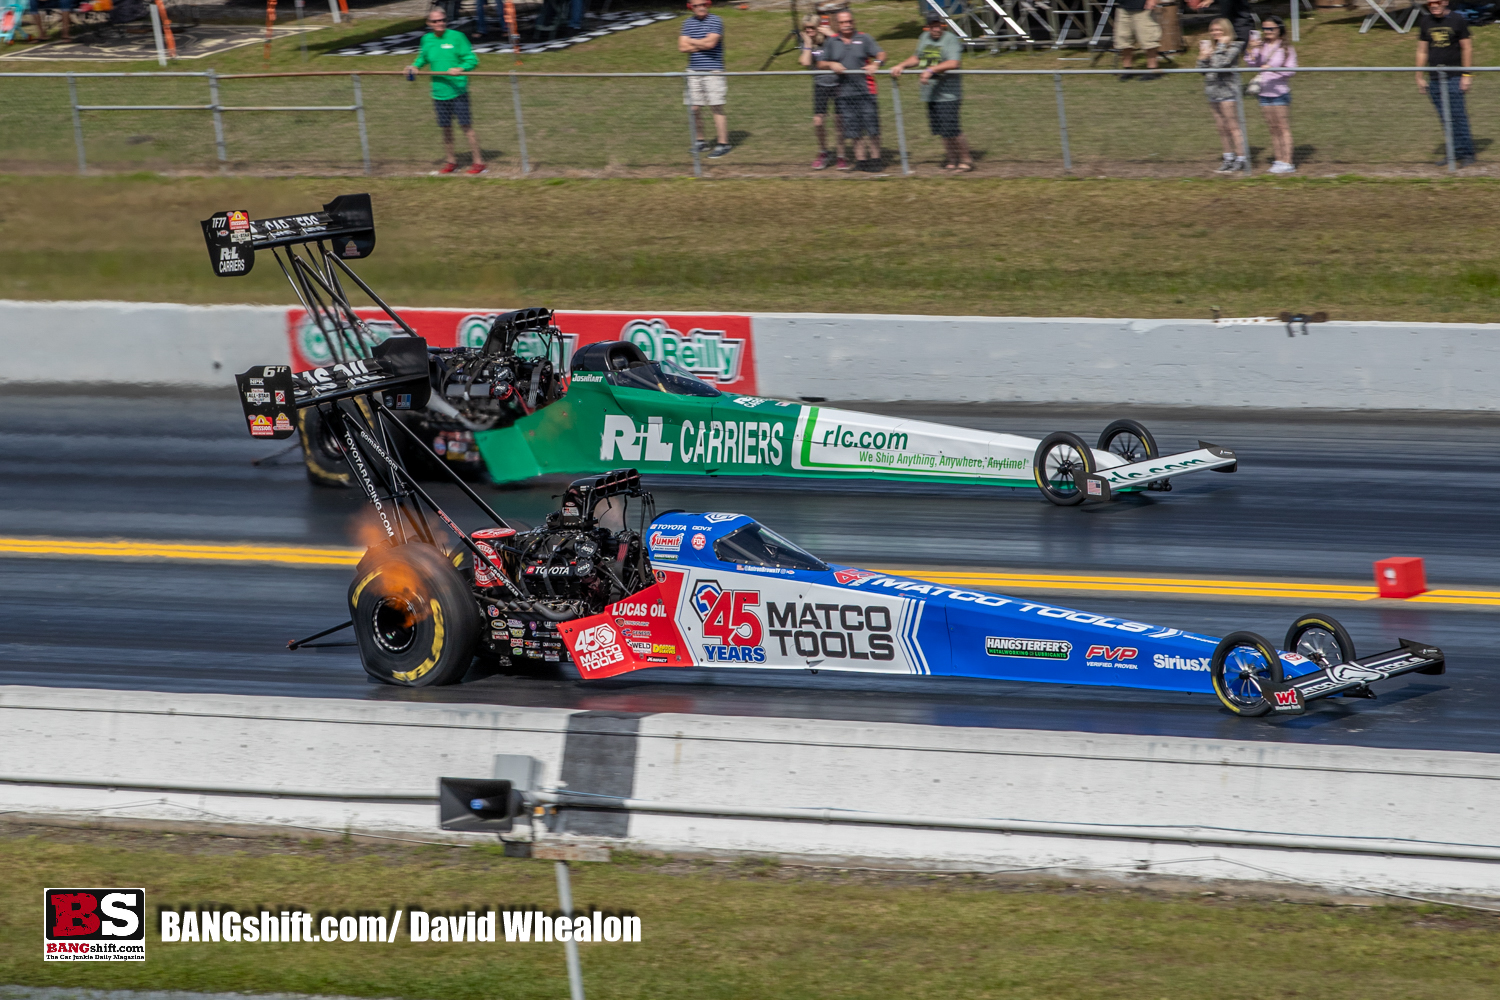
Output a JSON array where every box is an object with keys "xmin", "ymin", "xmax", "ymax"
[{"xmin": 347, "ymin": 509, "xmax": 432, "ymax": 626}]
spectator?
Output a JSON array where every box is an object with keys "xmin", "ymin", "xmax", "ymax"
[
  {"xmin": 1246, "ymin": 15, "xmax": 1297, "ymax": 174},
  {"xmin": 1114, "ymin": 0, "xmax": 1161, "ymax": 82},
  {"xmin": 408, "ymin": 8, "xmax": 486, "ymax": 175},
  {"xmin": 1416, "ymin": 0, "xmax": 1475, "ymax": 167},
  {"xmin": 818, "ymin": 9, "xmax": 886, "ymax": 172},
  {"xmin": 892, "ymin": 11, "xmax": 972, "ymax": 171},
  {"xmin": 680, "ymin": 0, "xmax": 730, "ymax": 159},
  {"xmin": 798, "ymin": 15, "xmax": 842, "ymax": 170},
  {"xmin": 1196, "ymin": 18, "xmax": 1245, "ymax": 174}
]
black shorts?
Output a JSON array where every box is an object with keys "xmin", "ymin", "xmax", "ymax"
[
  {"xmin": 835, "ymin": 93, "xmax": 879, "ymax": 139},
  {"xmin": 434, "ymin": 93, "xmax": 472, "ymax": 129},
  {"xmin": 813, "ymin": 85, "xmax": 837, "ymax": 118},
  {"xmin": 926, "ymin": 99, "xmax": 962, "ymax": 138}
]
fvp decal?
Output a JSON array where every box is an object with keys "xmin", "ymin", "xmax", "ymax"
[
  {"xmin": 1085, "ymin": 645, "xmax": 1139, "ymax": 668},
  {"xmin": 692, "ymin": 580, "xmax": 765, "ymax": 662}
]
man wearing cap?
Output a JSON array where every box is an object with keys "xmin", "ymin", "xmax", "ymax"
[
  {"xmin": 408, "ymin": 8, "xmax": 486, "ymax": 175},
  {"xmin": 891, "ymin": 13, "xmax": 972, "ymax": 171},
  {"xmin": 1416, "ymin": 0, "xmax": 1475, "ymax": 166}
]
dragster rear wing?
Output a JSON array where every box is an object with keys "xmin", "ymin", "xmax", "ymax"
[
  {"xmin": 201, "ymin": 193, "xmax": 375, "ymax": 279},
  {"xmin": 234, "ymin": 336, "xmax": 432, "ymax": 440}
]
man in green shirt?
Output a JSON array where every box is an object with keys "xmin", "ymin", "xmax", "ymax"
[
  {"xmin": 407, "ymin": 8, "xmax": 486, "ymax": 175},
  {"xmin": 891, "ymin": 12, "xmax": 971, "ymax": 171}
]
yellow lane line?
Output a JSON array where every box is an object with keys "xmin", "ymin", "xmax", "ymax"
[
  {"xmin": 0, "ymin": 537, "xmax": 362, "ymax": 567},
  {"xmin": 4, "ymin": 537, "xmax": 1499, "ymax": 608}
]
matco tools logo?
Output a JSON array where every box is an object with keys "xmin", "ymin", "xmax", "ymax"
[
  {"xmin": 620, "ymin": 318, "xmax": 745, "ymax": 384},
  {"xmin": 574, "ymin": 623, "xmax": 623, "ymax": 674},
  {"xmin": 44, "ymin": 889, "xmax": 145, "ymax": 961}
]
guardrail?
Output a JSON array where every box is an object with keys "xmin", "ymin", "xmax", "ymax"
[{"xmin": 0, "ymin": 64, "xmax": 1491, "ymax": 178}]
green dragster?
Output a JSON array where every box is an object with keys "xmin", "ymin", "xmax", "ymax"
[{"xmin": 474, "ymin": 340, "xmax": 1238, "ymax": 506}]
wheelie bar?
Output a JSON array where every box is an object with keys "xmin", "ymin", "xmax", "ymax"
[{"xmin": 1261, "ymin": 640, "xmax": 1446, "ymax": 715}]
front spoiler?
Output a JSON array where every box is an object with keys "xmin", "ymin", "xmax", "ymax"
[
  {"xmin": 1081, "ymin": 442, "xmax": 1238, "ymax": 500},
  {"xmin": 1261, "ymin": 639, "xmax": 1446, "ymax": 715}
]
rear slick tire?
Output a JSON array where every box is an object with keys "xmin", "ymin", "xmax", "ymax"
[
  {"xmin": 350, "ymin": 542, "xmax": 480, "ymax": 687},
  {"xmin": 1210, "ymin": 630, "xmax": 1284, "ymax": 717},
  {"xmin": 1033, "ymin": 431, "xmax": 1096, "ymax": 506},
  {"xmin": 298, "ymin": 405, "xmax": 354, "ymax": 489}
]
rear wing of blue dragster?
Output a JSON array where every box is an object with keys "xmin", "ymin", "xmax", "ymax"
[{"xmin": 201, "ymin": 193, "xmax": 375, "ymax": 278}]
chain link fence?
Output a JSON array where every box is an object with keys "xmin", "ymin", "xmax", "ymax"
[{"xmin": 0, "ymin": 66, "xmax": 1488, "ymax": 177}]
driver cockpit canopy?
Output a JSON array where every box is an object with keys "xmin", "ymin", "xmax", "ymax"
[{"xmin": 570, "ymin": 341, "xmax": 720, "ymax": 397}]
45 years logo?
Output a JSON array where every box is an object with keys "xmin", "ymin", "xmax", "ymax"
[{"xmin": 692, "ymin": 580, "xmax": 765, "ymax": 661}]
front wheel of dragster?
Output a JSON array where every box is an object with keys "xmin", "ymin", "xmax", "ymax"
[
  {"xmin": 1210, "ymin": 631, "xmax": 1284, "ymax": 717},
  {"xmin": 1098, "ymin": 418, "xmax": 1159, "ymax": 463},
  {"xmin": 350, "ymin": 542, "xmax": 480, "ymax": 687},
  {"xmin": 298, "ymin": 405, "xmax": 353, "ymax": 489},
  {"xmin": 1033, "ymin": 431, "xmax": 1096, "ymax": 506},
  {"xmin": 1284, "ymin": 612, "xmax": 1356, "ymax": 669}
]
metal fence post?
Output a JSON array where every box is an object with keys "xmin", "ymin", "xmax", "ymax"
[
  {"xmin": 1438, "ymin": 69, "xmax": 1456, "ymax": 172},
  {"xmin": 1234, "ymin": 72, "xmax": 1252, "ymax": 175},
  {"xmin": 351, "ymin": 73, "xmax": 371, "ymax": 175},
  {"xmin": 207, "ymin": 69, "xmax": 228, "ymax": 167},
  {"xmin": 1291, "ymin": 0, "xmax": 1299, "ymax": 43},
  {"xmin": 147, "ymin": 2, "xmax": 168, "ymax": 67},
  {"xmin": 889, "ymin": 76, "xmax": 911, "ymax": 175},
  {"xmin": 554, "ymin": 862, "xmax": 586, "ymax": 1000},
  {"xmin": 683, "ymin": 76, "xmax": 702, "ymax": 178},
  {"xmin": 510, "ymin": 72, "xmax": 531, "ymax": 175},
  {"xmin": 1052, "ymin": 72, "xmax": 1072, "ymax": 172},
  {"xmin": 67, "ymin": 74, "xmax": 86, "ymax": 175}
]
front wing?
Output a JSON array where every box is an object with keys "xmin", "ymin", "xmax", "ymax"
[{"xmin": 1261, "ymin": 640, "xmax": 1446, "ymax": 715}]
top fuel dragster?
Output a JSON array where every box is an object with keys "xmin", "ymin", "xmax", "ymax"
[
  {"xmin": 207, "ymin": 194, "xmax": 1237, "ymax": 506},
  {"xmin": 215, "ymin": 204, "xmax": 1445, "ymax": 718}
]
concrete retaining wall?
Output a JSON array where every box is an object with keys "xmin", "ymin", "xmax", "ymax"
[
  {"xmin": 5, "ymin": 685, "xmax": 1499, "ymax": 896},
  {"xmin": 4, "ymin": 300, "xmax": 1500, "ymax": 409}
]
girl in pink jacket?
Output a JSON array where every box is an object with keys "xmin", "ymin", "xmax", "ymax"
[{"xmin": 1246, "ymin": 15, "xmax": 1298, "ymax": 173}]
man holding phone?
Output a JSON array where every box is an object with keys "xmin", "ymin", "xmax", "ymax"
[
  {"xmin": 1416, "ymin": 0, "xmax": 1475, "ymax": 166},
  {"xmin": 407, "ymin": 8, "xmax": 486, "ymax": 175}
]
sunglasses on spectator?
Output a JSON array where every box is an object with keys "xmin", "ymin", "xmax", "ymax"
[{"xmin": 1261, "ymin": 24, "xmax": 1279, "ymax": 30}]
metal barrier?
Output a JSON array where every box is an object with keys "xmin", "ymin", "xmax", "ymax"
[{"xmin": 0, "ymin": 65, "xmax": 1490, "ymax": 179}]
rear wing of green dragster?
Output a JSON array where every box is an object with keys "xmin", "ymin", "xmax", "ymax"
[{"xmin": 201, "ymin": 193, "xmax": 375, "ymax": 278}]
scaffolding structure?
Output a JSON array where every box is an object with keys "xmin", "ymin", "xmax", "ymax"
[{"xmin": 921, "ymin": 0, "xmax": 1113, "ymax": 50}]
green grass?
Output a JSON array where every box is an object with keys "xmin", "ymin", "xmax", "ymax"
[
  {"xmin": 4, "ymin": 172, "xmax": 1500, "ymax": 320},
  {"xmin": 0, "ymin": 2, "xmax": 1493, "ymax": 176},
  {"xmin": 4, "ymin": 824, "xmax": 1500, "ymax": 999}
]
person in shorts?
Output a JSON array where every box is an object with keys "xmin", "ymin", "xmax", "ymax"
[
  {"xmin": 407, "ymin": 8, "xmax": 486, "ymax": 175},
  {"xmin": 891, "ymin": 11, "xmax": 971, "ymax": 171},
  {"xmin": 680, "ymin": 0, "xmax": 730, "ymax": 158},
  {"xmin": 1115, "ymin": 0, "xmax": 1161, "ymax": 81},
  {"xmin": 798, "ymin": 15, "xmax": 842, "ymax": 169},
  {"xmin": 1196, "ymin": 17, "xmax": 1246, "ymax": 174},
  {"xmin": 1245, "ymin": 15, "xmax": 1297, "ymax": 173},
  {"xmin": 818, "ymin": 9, "xmax": 885, "ymax": 171}
]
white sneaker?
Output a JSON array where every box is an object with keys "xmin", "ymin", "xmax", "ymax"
[{"xmin": 1268, "ymin": 160, "xmax": 1296, "ymax": 174}]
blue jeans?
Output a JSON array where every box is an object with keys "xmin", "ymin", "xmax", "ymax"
[
  {"xmin": 568, "ymin": 0, "xmax": 583, "ymax": 31},
  {"xmin": 1428, "ymin": 72, "xmax": 1475, "ymax": 161}
]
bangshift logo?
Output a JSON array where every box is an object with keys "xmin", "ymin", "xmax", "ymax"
[{"xmin": 44, "ymin": 889, "xmax": 145, "ymax": 961}]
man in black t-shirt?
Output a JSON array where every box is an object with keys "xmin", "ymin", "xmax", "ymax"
[
  {"xmin": 1416, "ymin": 0, "xmax": 1475, "ymax": 164},
  {"xmin": 1185, "ymin": 0, "xmax": 1257, "ymax": 41}
]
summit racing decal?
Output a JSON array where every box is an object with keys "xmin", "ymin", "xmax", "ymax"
[
  {"xmin": 648, "ymin": 530, "xmax": 684, "ymax": 560},
  {"xmin": 692, "ymin": 580, "xmax": 765, "ymax": 662},
  {"xmin": 986, "ymin": 637, "xmax": 1072, "ymax": 660}
]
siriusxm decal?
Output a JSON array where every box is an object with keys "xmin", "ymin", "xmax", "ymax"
[
  {"xmin": 619, "ymin": 318, "xmax": 745, "ymax": 384},
  {"xmin": 1153, "ymin": 654, "xmax": 1210, "ymax": 672}
]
